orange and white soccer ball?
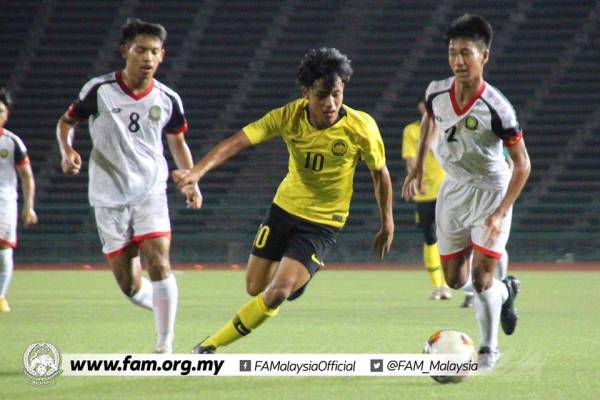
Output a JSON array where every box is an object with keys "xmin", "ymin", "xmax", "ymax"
[{"xmin": 423, "ymin": 329, "xmax": 477, "ymax": 384}]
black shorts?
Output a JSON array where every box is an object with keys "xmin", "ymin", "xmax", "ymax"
[{"xmin": 251, "ymin": 203, "xmax": 339, "ymax": 277}]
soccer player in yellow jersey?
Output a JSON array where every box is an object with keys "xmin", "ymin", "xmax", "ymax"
[
  {"xmin": 173, "ymin": 47, "xmax": 394, "ymax": 353},
  {"xmin": 402, "ymin": 99, "xmax": 451, "ymax": 301}
]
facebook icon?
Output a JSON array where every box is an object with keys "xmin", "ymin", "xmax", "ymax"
[{"xmin": 240, "ymin": 360, "xmax": 252, "ymax": 372}]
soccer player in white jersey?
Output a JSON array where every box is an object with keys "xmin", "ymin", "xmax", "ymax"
[
  {"xmin": 56, "ymin": 19, "xmax": 201, "ymax": 353},
  {"xmin": 402, "ymin": 14, "xmax": 531, "ymax": 369},
  {"xmin": 0, "ymin": 85, "xmax": 38, "ymax": 312}
]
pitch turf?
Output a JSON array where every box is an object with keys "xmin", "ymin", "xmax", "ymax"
[{"xmin": 1, "ymin": 270, "xmax": 598, "ymax": 400}]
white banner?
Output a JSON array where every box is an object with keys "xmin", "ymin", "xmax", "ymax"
[{"xmin": 61, "ymin": 354, "xmax": 479, "ymax": 377}]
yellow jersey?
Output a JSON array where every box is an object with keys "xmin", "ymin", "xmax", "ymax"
[
  {"xmin": 243, "ymin": 98, "xmax": 386, "ymax": 228},
  {"xmin": 401, "ymin": 120, "xmax": 446, "ymax": 202}
]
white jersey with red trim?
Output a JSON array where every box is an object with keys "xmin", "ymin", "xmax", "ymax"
[
  {"xmin": 67, "ymin": 71, "xmax": 188, "ymax": 207},
  {"xmin": 425, "ymin": 77, "xmax": 522, "ymax": 191},
  {"xmin": 0, "ymin": 128, "xmax": 29, "ymax": 204}
]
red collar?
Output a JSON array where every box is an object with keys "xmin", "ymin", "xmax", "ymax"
[
  {"xmin": 449, "ymin": 80, "xmax": 486, "ymax": 116},
  {"xmin": 115, "ymin": 70, "xmax": 154, "ymax": 100}
]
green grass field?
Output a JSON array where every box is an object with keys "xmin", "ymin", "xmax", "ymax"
[{"xmin": 1, "ymin": 269, "xmax": 599, "ymax": 400}]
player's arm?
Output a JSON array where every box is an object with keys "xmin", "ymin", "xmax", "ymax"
[
  {"xmin": 484, "ymin": 140, "xmax": 530, "ymax": 246},
  {"xmin": 401, "ymin": 112, "xmax": 436, "ymax": 200},
  {"xmin": 166, "ymin": 133, "xmax": 202, "ymax": 209},
  {"xmin": 172, "ymin": 129, "xmax": 251, "ymax": 194},
  {"xmin": 56, "ymin": 113, "xmax": 82, "ymax": 175},
  {"xmin": 15, "ymin": 162, "xmax": 38, "ymax": 226},
  {"xmin": 371, "ymin": 165, "xmax": 394, "ymax": 259}
]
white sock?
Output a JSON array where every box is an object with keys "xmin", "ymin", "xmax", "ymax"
[
  {"xmin": 0, "ymin": 248, "xmax": 14, "ymax": 296},
  {"xmin": 152, "ymin": 274, "xmax": 178, "ymax": 346},
  {"xmin": 496, "ymin": 250, "xmax": 509, "ymax": 281},
  {"xmin": 127, "ymin": 277, "xmax": 154, "ymax": 310},
  {"xmin": 474, "ymin": 279, "xmax": 505, "ymax": 350}
]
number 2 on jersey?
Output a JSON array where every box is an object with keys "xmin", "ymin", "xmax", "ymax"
[{"xmin": 445, "ymin": 126, "xmax": 457, "ymax": 142}]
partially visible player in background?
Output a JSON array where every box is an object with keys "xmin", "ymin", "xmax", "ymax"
[
  {"xmin": 402, "ymin": 15, "xmax": 531, "ymax": 370},
  {"xmin": 56, "ymin": 19, "xmax": 201, "ymax": 352},
  {"xmin": 173, "ymin": 47, "xmax": 394, "ymax": 353},
  {"xmin": 402, "ymin": 99, "xmax": 451, "ymax": 301},
  {"xmin": 0, "ymin": 85, "xmax": 38, "ymax": 312}
]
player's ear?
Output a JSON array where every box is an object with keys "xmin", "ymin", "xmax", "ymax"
[
  {"xmin": 302, "ymin": 86, "xmax": 309, "ymax": 99},
  {"xmin": 481, "ymin": 48, "xmax": 490, "ymax": 66},
  {"xmin": 158, "ymin": 48, "xmax": 165, "ymax": 63},
  {"xmin": 120, "ymin": 43, "xmax": 129, "ymax": 59}
]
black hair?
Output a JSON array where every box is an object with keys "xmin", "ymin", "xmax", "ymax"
[
  {"xmin": 445, "ymin": 14, "xmax": 493, "ymax": 49},
  {"xmin": 297, "ymin": 47, "xmax": 353, "ymax": 89},
  {"xmin": 121, "ymin": 18, "xmax": 167, "ymax": 46},
  {"xmin": 0, "ymin": 84, "xmax": 13, "ymax": 112}
]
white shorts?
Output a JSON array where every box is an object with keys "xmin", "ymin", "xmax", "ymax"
[
  {"xmin": 435, "ymin": 177, "xmax": 512, "ymax": 261},
  {"xmin": 0, "ymin": 201, "xmax": 17, "ymax": 248},
  {"xmin": 94, "ymin": 193, "xmax": 171, "ymax": 258}
]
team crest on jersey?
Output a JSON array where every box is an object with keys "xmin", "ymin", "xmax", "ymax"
[
  {"xmin": 331, "ymin": 139, "xmax": 348, "ymax": 156},
  {"xmin": 149, "ymin": 105, "xmax": 162, "ymax": 121},
  {"xmin": 0, "ymin": 149, "xmax": 9, "ymax": 159},
  {"xmin": 465, "ymin": 115, "xmax": 478, "ymax": 130}
]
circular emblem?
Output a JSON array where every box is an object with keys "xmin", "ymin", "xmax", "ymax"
[
  {"xmin": 465, "ymin": 115, "xmax": 478, "ymax": 130},
  {"xmin": 149, "ymin": 105, "xmax": 162, "ymax": 121},
  {"xmin": 23, "ymin": 342, "xmax": 62, "ymax": 386},
  {"xmin": 0, "ymin": 148, "xmax": 9, "ymax": 159},
  {"xmin": 331, "ymin": 139, "xmax": 348, "ymax": 156}
]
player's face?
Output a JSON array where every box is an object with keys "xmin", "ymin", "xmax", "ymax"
[
  {"xmin": 303, "ymin": 78, "xmax": 344, "ymax": 130},
  {"xmin": 122, "ymin": 34, "xmax": 165, "ymax": 79},
  {"xmin": 0, "ymin": 101, "xmax": 8, "ymax": 128},
  {"xmin": 448, "ymin": 38, "xmax": 489, "ymax": 83}
]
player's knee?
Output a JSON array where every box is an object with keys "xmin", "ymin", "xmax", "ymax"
[
  {"xmin": 263, "ymin": 284, "xmax": 293, "ymax": 308},
  {"xmin": 246, "ymin": 281, "xmax": 264, "ymax": 297},
  {"xmin": 446, "ymin": 278, "xmax": 465, "ymax": 290},
  {"xmin": 147, "ymin": 259, "xmax": 171, "ymax": 281}
]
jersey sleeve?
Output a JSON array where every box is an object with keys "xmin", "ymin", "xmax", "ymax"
[
  {"xmin": 358, "ymin": 115, "xmax": 386, "ymax": 171},
  {"xmin": 242, "ymin": 105, "xmax": 285, "ymax": 145},
  {"xmin": 12, "ymin": 135, "xmax": 29, "ymax": 166},
  {"xmin": 66, "ymin": 79, "xmax": 101, "ymax": 121},
  {"xmin": 165, "ymin": 92, "xmax": 188, "ymax": 135},
  {"xmin": 402, "ymin": 123, "xmax": 419, "ymax": 160},
  {"xmin": 491, "ymin": 102, "xmax": 522, "ymax": 147}
]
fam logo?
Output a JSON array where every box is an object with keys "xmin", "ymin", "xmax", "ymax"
[
  {"xmin": 331, "ymin": 139, "xmax": 348, "ymax": 156},
  {"xmin": 149, "ymin": 105, "xmax": 162, "ymax": 121},
  {"xmin": 465, "ymin": 115, "xmax": 478, "ymax": 130},
  {"xmin": 23, "ymin": 342, "xmax": 62, "ymax": 386},
  {"xmin": 0, "ymin": 148, "xmax": 9, "ymax": 159}
]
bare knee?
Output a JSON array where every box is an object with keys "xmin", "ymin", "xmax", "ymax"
[
  {"xmin": 246, "ymin": 281, "xmax": 264, "ymax": 297},
  {"xmin": 263, "ymin": 283, "xmax": 293, "ymax": 309}
]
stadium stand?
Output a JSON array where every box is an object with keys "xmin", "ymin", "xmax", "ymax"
[{"xmin": 1, "ymin": 0, "xmax": 598, "ymax": 262}]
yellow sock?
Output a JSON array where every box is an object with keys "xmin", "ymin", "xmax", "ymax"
[
  {"xmin": 424, "ymin": 243, "xmax": 446, "ymax": 288},
  {"xmin": 203, "ymin": 293, "xmax": 279, "ymax": 349}
]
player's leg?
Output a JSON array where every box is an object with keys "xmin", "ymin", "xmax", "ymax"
[
  {"xmin": 0, "ymin": 208, "xmax": 17, "ymax": 312},
  {"xmin": 418, "ymin": 201, "xmax": 450, "ymax": 300},
  {"xmin": 0, "ymin": 245, "xmax": 14, "ymax": 312},
  {"xmin": 94, "ymin": 205, "xmax": 154, "ymax": 309},
  {"xmin": 471, "ymin": 199, "xmax": 518, "ymax": 370},
  {"xmin": 496, "ymin": 249, "xmax": 509, "ymax": 280},
  {"xmin": 461, "ymin": 252, "xmax": 475, "ymax": 308},
  {"xmin": 139, "ymin": 236, "xmax": 177, "ymax": 353},
  {"xmin": 196, "ymin": 255, "xmax": 280, "ymax": 353}
]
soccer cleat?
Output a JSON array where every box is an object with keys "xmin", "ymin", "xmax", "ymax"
[
  {"xmin": 500, "ymin": 275, "xmax": 521, "ymax": 335},
  {"xmin": 0, "ymin": 296, "xmax": 10, "ymax": 312},
  {"xmin": 477, "ymin": 346, "xmax": 500, "ymax": 370},
  {"xmin": 460, "ymin": 293, "xmax": 475, "ymax": 308},
  {"xmin": 153, "ymin": 342, "xmax": 173, "ymax": 354},
  {"xmin": 439, "ymin": 285, "xmax": 452, "ymax": 300},
  {"xmin": 429, "ymin": 288, "xmax": 441, "ymax": 300},
  {"xmin": 192, "ymin": 338, "xmax": 216, "ymax": 354}
]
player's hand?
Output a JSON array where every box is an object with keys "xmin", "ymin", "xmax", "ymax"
[
  {"xmin": 483, "ymin": 210, "xmax": 504, "ymax": 248},
  {"xmin": 401, "ymin": 169, "xmax": 424, "ymax": 201},
  {"xmin": 61, "ymin": 147, "xmax": 82, "ymax": 175},
  {"xmin": 185, "ymin": 185, "xmax": 203, "ymax": 209},
  {"xmin": 373, "ymin": 224, "xmax": 394, "ymax": 260},
  {"xmin": 171, "ymin": 169, "xmax": 201, "ymax": 194},
  {"xmin": 22, "ymin": 207, "xmax": 38, "ymax": 226}
]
